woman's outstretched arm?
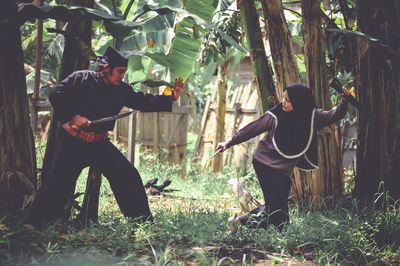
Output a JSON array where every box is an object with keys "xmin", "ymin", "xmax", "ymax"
[{"xmin": 217, "ymin": 111, "xmax": 275, "ymax": 151}]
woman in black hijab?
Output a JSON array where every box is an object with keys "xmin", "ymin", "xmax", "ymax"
[{"xmin": 218, "ymin": 83, "xmax": 350, "ymax": 230}]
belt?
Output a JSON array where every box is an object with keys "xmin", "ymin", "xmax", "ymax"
[{"xmin": 62, "ymin": 123, "xmax": 108, "ymax": 143}]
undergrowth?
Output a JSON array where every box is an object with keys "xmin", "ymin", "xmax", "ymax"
[{"xmin": 0, "ymin": 139, "xmax": 399, "ymax": 265}]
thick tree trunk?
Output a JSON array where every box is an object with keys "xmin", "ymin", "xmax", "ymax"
[
  {"xmin": 238, "ymin": 0, "xmax": 276, "ymax": 113},
  {"xmin": 301, "ymin": 0, "xmax": 342, "ymax": 201},
  {"xmin": 42, "ymin": 0, "xmax": 94, "ymax": 185},
  {"xmin": 353, "ymin": 0, "xmax": 400, "ymax": 201},
  {"xmin": 41, "ymin": 0, "xmax": 95, "ymax": 220},
  {"xmin": 261, "ymin": 0, "xmax": 301, "ymax": 99},
  {"xmin": 0, "ymin": 3, "xmax": 36, "ymax": 216},
  {"xmin": 261, "ymin": 0, "xmax": 311, "ymax": 204},
  {"xmin": 261, "ymin": 0, "xmax": 341, "ymax": 203}
]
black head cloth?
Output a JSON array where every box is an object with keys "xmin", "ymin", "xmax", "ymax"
[
  {"xmin": 103, "ymin": 46, "xmax": 129, "ymax": 68},
  {"xmin": 268, "ymin": 83, "xmax": 318, "ymax": 170}
]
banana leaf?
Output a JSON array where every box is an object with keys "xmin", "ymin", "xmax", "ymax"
[
  {"xmin": 130, "ymin": 79, "xmax": 174, "ymax": 88},
  {"xmin": 20, "ymin": 2, "xmax": 246, "ymax": 88},
  {"xmin": 141, "ymin": 2, "xmax": 246, "ymax": 82},
  {"xmin": 26, "ymin": 69, "xmax": 52, "ymax": 96},
  {"xmin": 17, "ymin": 4, "xmax": 119, "ymax": 25},
  {"xmin": 325, "ymin": 28, "xmax": 396, "ymax": 55}
]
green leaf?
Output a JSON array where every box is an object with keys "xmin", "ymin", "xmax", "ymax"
[
  {"xmin": 26, "ymin": 69, "xmax": 52, "ymax": 95},
  {"xmin": 93, "ymin": 34, "xmax": 113, "ymax": 55},
  {"xmin": 128, "ymin": 55, "xmax": 144, "ymax": 72},
  {"xmin": 325, "ymin": 28, "xmax": 396, "ymax": 55},
  {"xmin": 104, "ymin": 19, "xmax": 144, "ymax": 39},
  {"xmin": 121, "ymin": 29, "xmax": 173, "ymax": 51},
  {"xmin": 141, "ymin": 12, "xmax": 175, "ymax": 32},
  {"xmin": 47, "ymin": 28, "xmax": 97, "ymax": 60},
  {"xmin": 46, "ymin": 31, "xmax": 65, "ymax": 64},
  {"xmin": 199, "ymin": 61, "xmax": 217, "ymax": 90},
  {"xmin": 17, "ymin": 5, "xmax": 120, "ymax": 25},
  {"xmin": 130, "ymin": 79, "xmax": 174, "ymax": 88},
  {"xmin": 142, "ymin": 2, "xmax": 246, "ymax": 82}
]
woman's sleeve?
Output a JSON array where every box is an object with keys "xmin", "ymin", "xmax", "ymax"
[
  {"xmin": 227, "ymin": 112, "xmax": 274, "ymax": 148},
  {"xmin": 314, "ymin": 101, "xmax": 348, "ymax": 129}
]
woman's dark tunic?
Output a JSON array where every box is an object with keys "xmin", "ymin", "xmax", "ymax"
[{"xmin": 227, "ymin": 101, "xmax": 347, "ymax": 176}]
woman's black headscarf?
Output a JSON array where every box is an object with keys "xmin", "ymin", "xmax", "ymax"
[{"xmin": 268, "ymin": 83, "xmax": 318, "ymax": 169}]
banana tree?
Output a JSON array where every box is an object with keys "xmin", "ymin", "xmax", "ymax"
[
  {"xmin": 261, "ymin": 0, "xmax": 301, "ymax": 100},
  {"xmin": 13, "ymin": 0, "xmax": 244, "ymax": 217},
  {"xmin": 353, "ymin": 0, "xmax": 400, "ymax": 201},
  {"xmin": 200, "ymin": 9, "xmax": 245, "ymax": 172},
  {"xmin": 239, "ymin": 0, "xmax": 276, "ymax": 114},
  {"xmin": 301, "ymin": 0, "xmax": 343, "ymax": 203},
  {"xmin": 0, "ymin": 0, "xmax": 37, "ymax": 217},
  {"xmin": 93, "ymin": 2, "xmax": 245, "ymax": 83},
  {"xmin": 261, "ymin": 0, "xmax": 313, "ymax": 204}
]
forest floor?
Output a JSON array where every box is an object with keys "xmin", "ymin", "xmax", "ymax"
[{"xmin": 1, "ymin": 140, "xmax": 399, "ymax": 265}]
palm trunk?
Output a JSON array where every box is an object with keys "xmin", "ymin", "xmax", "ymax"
[
  {"xmin": 41, "ymin": 0, "xmax": 95, "ymax": 220},
  {"xmin": 301, "ymin": 0, "xmax": 342, "ymax": 201},
  {"xmin": 0, "ymin": 2, "xmax": 36, "ymax": 216},
  {"xmin": 353, "ymin": 0, "xmax": 400, "ymax": 201},
  {"xmin": 261, "ymin": 0, "xmax": 301, "ymax": 99},
  {"xmin": 77, "ymin": 167, "xmax": 102, "ymax": 225},
  {"xmin": 237, "ymin": 0, "xmax": 276, "ymax": 112},
  {"xmin": 260, "ymin": 0, "xmax": 317, "ymax": 203},
  {"xmin": 212, "ymin": 59, "xmax": 230, "ymax": 172}
]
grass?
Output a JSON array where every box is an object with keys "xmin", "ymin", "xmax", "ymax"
[{"xmin": 1, "ymin": 136, "xmax": 400, "ymax": 265}]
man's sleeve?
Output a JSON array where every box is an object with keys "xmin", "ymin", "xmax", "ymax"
[
  {"xmin": 49, "ymin": 72, "xmax": 81, "ymax": 122},
  {"xmin": 124, "ymin": 87, "xmax": 173, "ymax": 112}
]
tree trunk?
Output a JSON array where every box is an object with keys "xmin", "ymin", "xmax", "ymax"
[
  {"xmin": 353, "ymin": 0, "xmax": 400, "ymax": 201},
  {"xmin": 212, "ymin": 59, "xmax": 230, "ymax": 172},
  {"xmin": 261, "ymin": 0, "xmax": 301, "ymax": 99},
  {"xmin": 77, "ymin": 167, "xmax": 102, "ymax": 225},
  {"xmin": 301, "ymin": 0, "xmax": 342, "ymax": 201},
  {"xmin": 0, "ymin": 2, "xmax": 36, "ymax": 216},
  {"xmin": 237, "ymin": 0, "xmax": 276, "ymax": 113},
  {"xmin": 42, "ymin": 0, "xmax": 94, "ymax": 185},
  {"xmin": 261, "ymin": 0, "xmax": 312, "ymax": 204},
  {"xmin": 41, "ymin": 0, "xmax": 95, "ymax": 220}
]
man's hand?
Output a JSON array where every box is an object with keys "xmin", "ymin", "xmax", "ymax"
[
  {"xmin": 216, "ymin": 141, "xmax": 228, "ymax": 152},
  {"xmin": 71, "ymin": 115, "xmax": 90, "ymax": 130},
  {"xmin": 339, "ymin": 88, "xmax": 351, "ymax": 103},
  {"xmin": 172, "ymin": 77, "xmax": 183, "ymax": 101}
]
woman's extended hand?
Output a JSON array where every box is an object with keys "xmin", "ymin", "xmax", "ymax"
[
  {"xmin": 339, "ymin": 88, "xmax": 351, "ymax": 103},
  {"xmin": 217, "ymin": 141, "xmax": 228, "ymax": 152}
]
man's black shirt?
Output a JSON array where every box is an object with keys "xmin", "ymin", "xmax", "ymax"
[{"xmin": 50, "ymin": 70, "xmax": 173, "ymax": 133}]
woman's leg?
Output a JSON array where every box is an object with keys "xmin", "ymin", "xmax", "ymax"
[
  {"xmin": 91, "ymin": 141, "xmax": 152, "ymax": 223},
  {"xmin": 253, "ymin": 159, "xmax": 292, "ymax": 229},
  {"xmin": 238, "ymin": 160, "xmax": 291, "ymax": 230}
]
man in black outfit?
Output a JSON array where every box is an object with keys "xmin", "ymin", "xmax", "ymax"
[{"xmin": 26, "ymin": 46, "xmax": 183, "ymax": 229}]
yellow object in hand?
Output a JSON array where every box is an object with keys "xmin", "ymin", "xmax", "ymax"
[
  {"xmin": 163, "ymin": 87, "xmax": 173, "ymax": 96},
  {"xmin": 350, "ymin": 87, "xmax": 355, "ymax": 97}
]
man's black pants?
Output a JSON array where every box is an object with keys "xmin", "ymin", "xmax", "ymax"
[{"xmin": 26, "ymin": 131, "xmax": 152, "ymax": 228}]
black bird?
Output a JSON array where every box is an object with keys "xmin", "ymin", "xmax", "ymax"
[
  {"xmin": 148, "ymin": 180, "xmax": 172, "ymax": 195},
  {"xmin": 144, "ymin": 178, "xmax": 158, "ymax": 189}
]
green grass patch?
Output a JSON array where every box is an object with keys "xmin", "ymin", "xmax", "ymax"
[{"xmin": 1, "ymin": 140, "xmax": 400, "ymax": 265}]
